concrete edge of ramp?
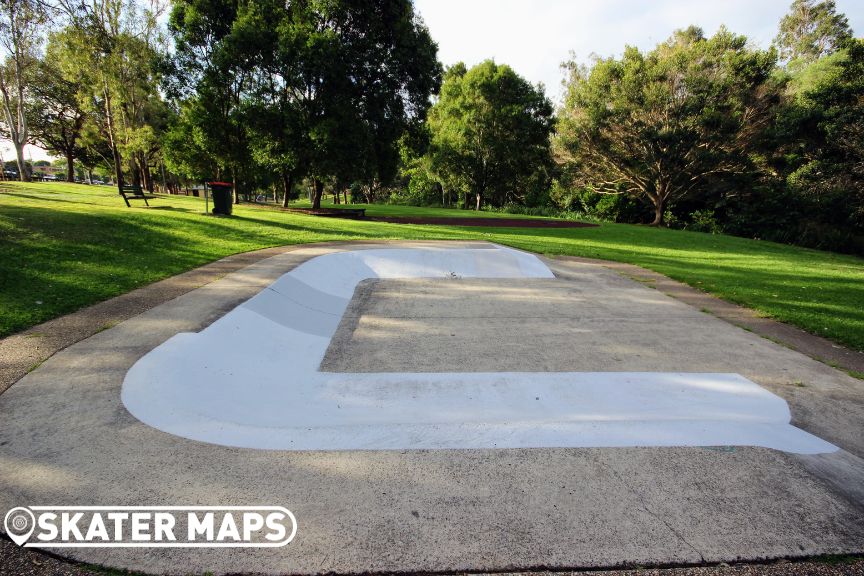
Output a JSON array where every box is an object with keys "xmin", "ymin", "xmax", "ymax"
[
  {"xmin": 0, "ymin": 241, "xmax": 863, "ymax": 574},
  {"xmin": 120, "ymin": 245, "xmax": 835, "ymax": 454}
]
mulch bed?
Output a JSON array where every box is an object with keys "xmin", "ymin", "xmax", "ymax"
[
  {"xmin": 367, "ymin": 216, "xmax": 599, "ymax": 228},
  {"xmin": 280, "ymin": 207, "xmax": 599, "ymax": 227},
  {"xmin": 282, "ymin": 207, "xmax": 366, "ymax": 219}
]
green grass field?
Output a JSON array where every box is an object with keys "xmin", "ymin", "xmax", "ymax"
[{"xmin": 2, "ymin": 181, "xmax": 863, "ymax": 352}]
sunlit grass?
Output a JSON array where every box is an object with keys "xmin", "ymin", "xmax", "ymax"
[{"xmin": 2, "ymin": 181, "xmax": 863, "ymax": 351}]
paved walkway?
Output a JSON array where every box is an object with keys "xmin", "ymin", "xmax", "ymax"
[{"xmin": 1, "ymin": 241, "xmax": 863, "ymax": 574}]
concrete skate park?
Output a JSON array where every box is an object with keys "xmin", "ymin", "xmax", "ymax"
[{"xmin": 1, "ymin": 240, "xmax": 863, "ymax": 574}]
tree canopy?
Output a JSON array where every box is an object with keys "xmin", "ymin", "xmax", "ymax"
[
  {"xmin": 427, "ymin": 60, "xmax": 554, "ymax": 210},
  {"xmin": 774, "ymin": 0, "xmax": 851, "ymax": 64},
  {"xmin": 555, "ymin": 27, "xmax": 778, "ymax": 225},
  {"xmin": 166, "ymin": 0, "xmax": 441, "ymax": 208}
]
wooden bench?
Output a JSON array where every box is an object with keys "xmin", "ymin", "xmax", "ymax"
[{"xmin": 120, "ymin": 185, "xmax": 149, "ymax": 207}]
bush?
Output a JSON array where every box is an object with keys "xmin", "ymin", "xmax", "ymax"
[{"xmin": 686, "ymin": 210, "xmax": 722, "ymax": 234}]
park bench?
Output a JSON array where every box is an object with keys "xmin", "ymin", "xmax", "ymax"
[{"xmin": 119, "ymin": 184, "xmax": 150, "ymax": 207}]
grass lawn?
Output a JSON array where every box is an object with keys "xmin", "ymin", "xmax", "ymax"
[{"xmin": 2, "ymin": 181, "xmax": 863, "ymax": 352}]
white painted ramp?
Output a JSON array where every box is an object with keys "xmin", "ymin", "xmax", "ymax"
[{"xmin": 121, "ymin": 246, "xmax": 837, "ymax": 454}]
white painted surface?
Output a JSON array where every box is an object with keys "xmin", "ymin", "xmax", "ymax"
[{"xmin": 121, "ymin": 246, "xmax": 836, "ymax": 454}]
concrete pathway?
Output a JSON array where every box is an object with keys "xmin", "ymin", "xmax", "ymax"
[{"xmin": 1, "ymin": 241, "xmax": 863, "ymax": 574}]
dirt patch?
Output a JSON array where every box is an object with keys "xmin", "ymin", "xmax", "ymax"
[
  {"xmin": 281, "ymin": 207, "xmax": 599, "ymax": 227},
  {"xmin": 367, "ymin": 216, "xmax": 599, "ymax": 228}
]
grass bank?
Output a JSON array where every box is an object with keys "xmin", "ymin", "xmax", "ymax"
[{"xmin": 2, "ymin": 181, "xmax": 863, "ymax": 351}]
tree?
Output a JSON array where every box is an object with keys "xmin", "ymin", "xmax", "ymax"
[
  {"xmin": 774, "ymin": 0, "xmax": 851, "ymax": 64},
  {"xmin": 28, "ymin": 35, "xmax": 88, "ymax": 182},
  {"xmin": 169, "ymin": 0, "xmax": 442, "ymax": 209},
  {"xmin": 162, "ymin": 97, "xmax": 218, "ymax": 182},
  {"xmin": 556, "ymin": 27, "xmax": 779, "ymax": 225},
  {"xmin": 427, "ymin": 60, "xmax": 554, "ymax": 210},
  {"xmin": 75, "ymin": 98, "xmax": 118, "ymax": 184},
  {"xmin": 168, "ymin": 0, "xmax": 249, "ymax": 202},
  {"xmin": 0, "ymin": 0, "xmax": 45, "ymax": 181},
  {"xmin": 781, "ymin": 38, "xmax": 864, "ymax": 246},
  {"xmin": 56, "ymin": 0, "xmax": 167, "ymax": 193}
]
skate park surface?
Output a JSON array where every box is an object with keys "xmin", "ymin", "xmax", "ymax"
[{"xmin": 1, "ymin": 241, "xmax": 863, "ymax": 574}]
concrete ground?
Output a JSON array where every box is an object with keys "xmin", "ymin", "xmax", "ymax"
[
  {"xmin": 1, "ymin": 538, "xmax": 863, "ymax": 576},
  {"xmin": 1, "ymin": 241, "xmax": 863, "ymax": 575}
]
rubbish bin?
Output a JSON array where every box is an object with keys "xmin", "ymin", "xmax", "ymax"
[{"xmin": 208, "ymin": 181, "xmax": 233, "ymax": 215}]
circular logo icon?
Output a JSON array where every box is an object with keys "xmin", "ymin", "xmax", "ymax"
[{"xmin": 4, "ymin": 507, "xmax": 35, "ymax": 546}]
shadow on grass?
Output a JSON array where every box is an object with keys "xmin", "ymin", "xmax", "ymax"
[
  {"xmin": 0, "ymin": 192, "xmax": 92, "ymax": 205},
  {"xmin": 0, "ymin": 204, "xmax": 460, "ymax": 336},
  {"xmin": 142, "ymin": 205, "xmax": 197, "ymax": 213}
]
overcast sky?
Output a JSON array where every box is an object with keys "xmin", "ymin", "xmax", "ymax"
[
  {"xmin": 6, "ymin": 0, "xmax": 863, "ymax": 162},
  {"xmin": 414, "ymin": 0, "xmax": 864, "ymax": 103}
]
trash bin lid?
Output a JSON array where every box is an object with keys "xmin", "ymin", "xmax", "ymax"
[{"xmin": 207, "ymin": 181, "xmax": 233, "ymax": 187}]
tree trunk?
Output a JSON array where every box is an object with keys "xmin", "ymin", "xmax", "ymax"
[
  {"xmin": 66, "ymin": 152, "xmax": 75, "ymax": 182},
  {"xmin": 232, "ymin": 170, "xmax": 240, "ymax": 204},
  {"xmin": 142, "ymin": 160, "xmax": 154, "ymax": 193},
  {"xmin": 651, "ymin": 199, "xmax": 665, "ymax": 226},
  {"xmin": 102, "ymin": 82, "xmax": 124, "ymax": 191},
  {"xmin": 12, "ymin": 141, "xmax": 28, "ymax": 181},
  {"xmin": 0, "ymin": 87, "xmax": 30, "ymax": 182},
  {"xmin": 475, "ymin": 192, "xmax": 481, "ymax": 211},
  {"xmin": 160, "ymin": 162, "xmax": 168, "ymax": 194},
  {"xmin": 311, "ymin": 178, "xmax": 324, "ymax": 209},
  {"xmin": 130, "ymin": 157, "xmax": 142, "ymax": 187},
  {"xmin": 281, "ymin": 171, "xmax": 293, "ymax": 208}
]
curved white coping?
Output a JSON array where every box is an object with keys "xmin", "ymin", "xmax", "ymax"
[{"xmin": 121, "ymin": 246, "xmax": 837, "ymax": 454}]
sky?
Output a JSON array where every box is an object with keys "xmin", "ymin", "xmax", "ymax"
[
  {"xmin": 414, "ymin": 0, "xmax": 864, "ymax": 103},
  {"xmin": 5, "ymin": 0, "xmax": 863, "ymax": 162}
]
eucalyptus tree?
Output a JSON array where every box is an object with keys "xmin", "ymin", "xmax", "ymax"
[
  {"xmin": 162, "ymin": 99, "xmax": 217, "ymax": 184},
  {"xmin": 782, "ymin": 38, "xmax": 864, "ymax": 241},
  {"xmin": 775, "ymin": 0, "xmax": 851, "ymax": 64},
  {"xmin": 248, "ymin": 0, "xmax": 440, "ymax": 209},
  {"xmin": 28, "ymin": 34, "xmax": 89, "ymax": 182},
  {"xmin": 0, "ymin": 0, "xmax": 46, "ymax": 180},
  {"xmin": 55, "ymin": 0, "xmax": 167, "ymax": 192},
  {"xmin": 556, "ymin": 27, "xmax": 779, "ymax": 225}
]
